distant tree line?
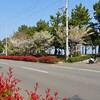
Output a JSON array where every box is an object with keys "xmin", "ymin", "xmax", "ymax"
[{"xmin": 0, "ymin": 1, "xmax": 100, "ymax": 57}]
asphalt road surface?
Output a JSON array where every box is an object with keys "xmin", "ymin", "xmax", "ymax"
[{"xmin": 0, "ymin": 59, "xmax": 100, "ymax": 100}]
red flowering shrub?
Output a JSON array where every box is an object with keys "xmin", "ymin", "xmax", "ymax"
[
  {"xmin": 38, "ymin": 56, "xmax": 59, "ymax": 64},
  {"xmin": 26, "ymin": 83, "xmax": 67, "ymax": 100},
  {"xmin": 24, "ymin": 56, "xmax": 37, "ymax": 62},
  {"xmin": 0, "ymin": 56, "xmax": 37, "ymax": 62},
  {"xmin": 0, "ymin": 67, "xmax": 23, "ymax": 100},
  {"xmin": 0, "ymin": 56, "xmax": 60, "ymax": 64},
  {"xmin": 0, "ymin": 67, "xmax": 67, "ymax": 100}
]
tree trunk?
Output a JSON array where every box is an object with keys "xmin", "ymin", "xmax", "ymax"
[
  {"xmin": 69, "ymin": 44, "xmax": 72, "ymax": 57},
  {"xmin": 85, "ymin": 45, "xmax": 87, "ymax": 54},
  {"xmin": 95, "ymin": 46, "xmax": 96, "ymax": 55},
  {"xmin": 54, "ymin": 46, "xmax": 57, "ymax": 55},
  {"xmin": 98, "ymin": 45, "xmax": 100, "ymax": 54},
  {"xmin": 64, "ymin": 48, "xmax": 66, "ymax": 57},
  {"xmin": 75, "ymin": 44, "xmax": 78, "ymax": 56},
  {"xmin": 82, "ymin": 46, "xmax": 84, "ymax": 54},
  {"xmin": 92, "ymin": 46, "xmax": 93, "ymax": 55}
]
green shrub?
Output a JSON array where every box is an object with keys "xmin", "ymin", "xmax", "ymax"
[
  {"xmin": 73, "ymin": 51, "xmax": 81, "ymax": 57},
  {"xmin": 67, "ymin": 55, "xmax": 90, "ymax": 63},
  {"xmin": 96, "ymin": 54, "xmax": 100, "ymax": 57}
]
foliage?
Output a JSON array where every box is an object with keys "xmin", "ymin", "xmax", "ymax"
[
  {"xmin": 50, "ymin": 11, "xmax": 62, "ymax": 31},
  {"xmin": 38, "ymin": 56, "xmax": 59, "ymax": 64},
  {"xmin": 0, "ymin": 41, "xmax": 4, "ymax": 53},
  {"xmin": 18, "ymin": 25, "xmax": 36, "ymax": 36},
  {"xmin": 93, "ymin": 0, "xmax": 100, "ymax": 53},
  {"xmin": 10, "ymin": 31, "xmax": 53, "ymax": 56},
  {"xmin": 69, "ymin": 25, "xmax": 93, "ymax": 56},
  {"xmin": 26, "ymin": 84, "xmax": 67, "ymax": 100},
  {"xmin": 84, "ymin": 22, "xmax": 98, "ymax": 45},
  {"xmin": 33, "ymin": 31, "xmax": 53, "ymax": 55},
  {"xmin": 10, "ymin": 32, "xmax": 32, "ymax": 55},
  {"xmin": 93, "ymin": 1, "xmax": 100, "ymax": 23},
  {"xmin": 36, "ymin": 19, "xmax": 49, "ymax": 32},
  {"xmin": 56, "ymin": 27, "xmax": 66, "ymax": 49},
  {"xmin": 70, "ymin": 3, "xmax": 91, "ymax": 26},
  {"xmin": 0, "ymin": 67, "xmax": 23, "ymax": 100},
  {"xmin": 0, "ymin": 56, "xmax": 37, "ymax": 62},
  {"xmin": 0, "ymin": 68, "xmax": 67, "ymax": 100},
  {"xmin": 50, "ymin": 11, "xmax": 62, "ymax": 55},
  {"xmin": 97, "ymin": 54, "xmax": 100, "ymax": 57},
  {"xmin": 67, "ymin": 55, "xmax": 90, "ymax": 62},
  {"xmin": 0, "ymin": 56, "xmax": 60, "ymax": 64},
  {"xmin": 1, "ymin": 2, "xmax": 99, "ymax": 56},
  {"xmin": 69, "ymin": 26, "xmax": 93, "ymax": 44},
  {"xmin": 61, "ymin": 12, "xmax": 66, "ymax": 27}
]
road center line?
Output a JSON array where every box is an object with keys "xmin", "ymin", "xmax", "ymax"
[
  {"xmin": 21, "ymin": 66, "xmax": 48, "ymax": 74},
  {"xmin": 54, "ymin": 65, "xmax": 100, "ymax": 73}
]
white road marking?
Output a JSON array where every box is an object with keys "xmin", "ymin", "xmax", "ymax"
[
  {"xmin": 0, "ymin": 61, "xmax": 100, "ymax": 73},
  {"xmin": 21, "ymin": 66, "xmax": 48, "ymax": 74},
  {"xmin": 0, "ymin": 62, "xmax": 9, "ymax": 65},
  {"xmin": 54, "ymin": 65, "xmax": 100, "ymax": 73}
]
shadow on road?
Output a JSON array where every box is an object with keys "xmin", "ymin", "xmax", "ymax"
[{"xmin": 68, "ymin": 95, "xmax": 82, "ymax": 100}]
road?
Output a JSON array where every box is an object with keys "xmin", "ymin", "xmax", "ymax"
[{"xmin": 0, "ymin": 59, "xmax": 100, "ymax": 100}]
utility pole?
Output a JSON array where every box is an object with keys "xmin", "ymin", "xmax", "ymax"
[
  {"xmin": 5, "ymin": 34, "xmax": 7, "ymax": 56},
  {"xmin": 65, "ymin": 0, "xmax": 69, "ymax": 61},
  {"xmin": 4, "ymin": 22, "xmax": 8, "ymax": 56}
]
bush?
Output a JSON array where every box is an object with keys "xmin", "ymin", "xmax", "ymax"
[
  {"xmin": 38, "ymin": 56, "xmax": 59, "ymax": 64},
  {"xmin": 0, "ymin": 67, "xmax": 23, "ymax": 100},
  {"xmin": 73, "ymin": 51, "xmax": 81, "ymax": 57},
  {"xmin": 0, "ymin": 56, "xmax": 60, "ymax": 64},
  {"xmin": 67, "ymin": 55, "xmax": 90, "ymax": 63},
  {"xmin": 0, "ymin": 67, "xmax": 67, "ymax": 100},
  {"xmin": 95, "ymin": 54, "xmax": 100, "ymax": 57}
]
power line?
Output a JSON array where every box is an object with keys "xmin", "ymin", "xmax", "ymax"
[
  {"xmin": 2, "ymin": 0, "xmax": 48, "ymax": 24},
  {"xmin": 0, "ymin": 0, "xmax": 59, "ymax": 40},
  {"xmin": 6, "ymin": 0, "xmax": 59, "ymax": 26}
]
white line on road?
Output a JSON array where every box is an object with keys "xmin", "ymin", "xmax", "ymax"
[
  {"xmin": 0, "ymin": 62, "xmax": 9, "ymax": 65},
  {"xmin": 21, "ymin": 66, "xmax": 48, "ymax": 74},
  {"xmin": 54, "ymin": 65, "xmax": 100, "ymax": 73},
  {"xmin": 0, "ymin": 61, "xmax": 100, "ymax": 73}
]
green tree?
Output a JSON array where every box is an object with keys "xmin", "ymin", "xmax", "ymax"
[
  {"xmin": 18, "ymin": 25, "xmax": 36, "ymax": 36},
  {"xmin": 88, "ymin": 23, "xmax": 99, "ymax": 53},
  {"xmin": 93, "ymin": 0, "xmax": 100, "ymax": 53},
  {"xmin": 32, "ymin": 31, "xmax": 53, "ymax": 56},
  {"xmin": 0, "ymin": 41, "xmax": 4, "ymax": 54},
  {"xmin": 36, "ymin": 19, "xmax": 49, "ymax": 32},
  {"xmin": 10, "ymin": 31, "xmax": 31, "ymax": 55},
  {"xmin": 93, "ymin": 1, "xmax": 100, "ymax": 25},
  {"xmin": 69, "ymin": 3, "xmax": 91, "ymax": 55},
  {"xmin": 69, "ymin": 25, "xmax": 93, "ymax": 56},
  {"xmin": 56, "ymin": 27, "xmax": 66, "ymax": 55},
  {"xmin": 50, "ymin": 11, "xmax": 62, "ymax": 55},
  {"xmin": 61, "ymin": 12, "xmax": 66, "ymax": 27},
  {"xmin": 70, "ymin": 3, "xmax": 91, "ymax": 26}
]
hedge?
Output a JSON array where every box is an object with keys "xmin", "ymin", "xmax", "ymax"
[
  {"xmin": 0, "ymin": 56, "xmax": 59, "ymax": 64},
  {"xmin": 67, "ymin": 55, "xmax": 90, "ymax": 63}
]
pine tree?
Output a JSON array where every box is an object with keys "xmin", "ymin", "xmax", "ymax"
[
  {"xmin": 93, "ymin": 0, "xmax": 100, "ymax": 53},
  {"xmin": 70, "ymin": 3, "xmax": 91, "ymax": 26}
]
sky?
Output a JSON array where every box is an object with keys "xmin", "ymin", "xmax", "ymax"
[{"xmin": 0, "ymin": 0, "xmax": 99, "ymax": 40}]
